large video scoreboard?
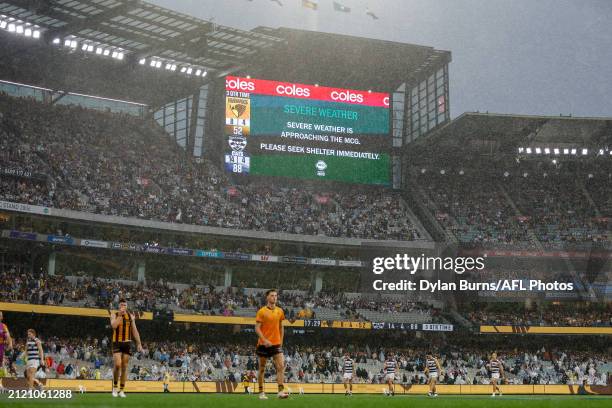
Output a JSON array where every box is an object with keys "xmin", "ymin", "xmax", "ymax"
[{"xmin": 223, "ymin": 76, "xmax": 390, "ymax": 185}]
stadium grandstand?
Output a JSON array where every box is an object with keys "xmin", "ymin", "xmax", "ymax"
[{"xmin": 0, "ymin": 0, "xmax": 610, "ymax": 406}]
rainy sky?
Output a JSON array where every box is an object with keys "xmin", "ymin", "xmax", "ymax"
[{"xmin": 149, "ymin": 0, "xmax": 612, "ymax": 118}]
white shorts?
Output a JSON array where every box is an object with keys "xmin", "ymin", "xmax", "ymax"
[
  {"xmin": 343, "ymin": 373, "xmax": 353, "ymax": 380},
  {"xmin": 385, "ymin": 373, "xmax": 395, "ymax": 382},
  {"xmin": 491, "ymin": 373, "xmax": 500, "ymax": 380},
  {"xmin": 429, "ymin": 372, "xmax": 438, "ymax": 379},
  {"xmin": 27, "ymin": 360, "xmax": 40, "ymax": 370}
]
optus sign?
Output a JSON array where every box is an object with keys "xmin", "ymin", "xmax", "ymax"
[{"xmin": 226, "ymin": 76, "xmax": 389, "ymax": 108}]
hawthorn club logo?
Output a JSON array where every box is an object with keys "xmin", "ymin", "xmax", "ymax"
[
  {"xmin": 315, "ymin": 160, "xmax": 327, "ymax": 177},
  {"xmin": 230, "ymin": 103, "xmax": 247, "ymax": 118}
]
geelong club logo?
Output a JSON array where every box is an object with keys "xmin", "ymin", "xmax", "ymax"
[{"xmin": 228, "ymin": 136, "xmax": 247, "ymax": 152}]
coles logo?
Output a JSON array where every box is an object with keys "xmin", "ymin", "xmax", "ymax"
[
  {"xmin": 226, "ymin": 78, "xmax": 255, "ymax": 92},
  {"xmin": 331, "ymin": 90, "xmax": 364, "ymax": 103},
  {"xmin": 383, "ymin": 96, "xmax": 390, "ymax": 107},
  {"xmin": 275, "ymin": 84, "xmax": 311, "ymax": 97}
]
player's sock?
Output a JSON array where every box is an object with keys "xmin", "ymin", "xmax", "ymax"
[{"xmin": 278, "ymin": 384, "xmax": 284, "ymax": 392}]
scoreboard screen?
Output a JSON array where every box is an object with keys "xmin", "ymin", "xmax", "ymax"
[{"xmin": 223, "ymin": 76, "xmax": 390, "ymax": 185}]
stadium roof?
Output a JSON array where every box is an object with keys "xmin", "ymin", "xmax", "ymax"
[
  {"xmin": 0, "ymin": 1, "xmax": 450, "ymax": 103},
  {"xmin": 0, "ymin": 0, "xmax": 286, "ymax": 72},
  {"xmin": 250, "ymin": 27, "xmax": 451, "ymax": 92},
  {"xmin": 408, "ymin": 112, "xmax": 612, "ymax": 159}
]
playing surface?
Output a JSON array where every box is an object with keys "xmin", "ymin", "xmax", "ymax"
[{"xmin": 2, "ymin": 393, "xmax": 611, "ymax": 408}]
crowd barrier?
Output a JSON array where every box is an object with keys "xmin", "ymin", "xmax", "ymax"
[{"xmin": 1, "ymin": 379, "xmax": 610, "ymax": 394}]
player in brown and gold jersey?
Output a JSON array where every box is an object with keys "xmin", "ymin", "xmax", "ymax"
[
  {"xmin": 109, "ymin": 299, "xmax": 142, "ymax": 398},
  {"xmin": 255, "ymin": 289, "xmax": 288, "ymax": 399}
]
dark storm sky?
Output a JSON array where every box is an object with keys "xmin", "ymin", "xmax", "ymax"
[{"xmin": 148, "ymin": 0, "xmax": 612, "ymax": 118}]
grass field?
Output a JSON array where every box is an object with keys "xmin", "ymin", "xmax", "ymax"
[{"xmin": 1, "ymin": 393, "xmax": 612, "ymax": 408}]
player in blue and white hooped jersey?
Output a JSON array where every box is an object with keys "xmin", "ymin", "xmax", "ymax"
[
  {"xmin": 488, "ymin": 352, "xmax": 505, "ymax": 397},
  {"xmin": 424, "ymin": 353, "xmax": 442, "ymax": 397},
  {"xmin": 342, "ymin": 353, "xmax": 355, "ymax": 396},
  {"xmin": 25, "ymin": 329, "xmax": 45, "ymax": 390},
  {"xmin": 383, "ymin": 354, "xmax": 397, "ymax": 396}
]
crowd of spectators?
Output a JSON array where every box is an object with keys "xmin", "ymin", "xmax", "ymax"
[
  {"xmin": 0, "ymin": 267, "xmax": 86, "ymax": 305},
  {"xmin": 2, "ymin": 336, "xmax": 609, "ymax": 386},
  {"xmin": 2, "ymin": 265, "xmax": 608, "ymax": 327},
  {"xmin": 0, "ymin": 267, "xmax": 435, "ymax": 322},
  {"xmin": 417, "ymin": 170, "xmax": 534, "ymax": 246},
  {"xmin": 414, "ymin": 161, "xmax": 611, "ymax": 248},
  {"xmin": 464, "ymin": 302, "xmax": 612, "ymax": 327},
  {"xmin": 0, "ymin": 94, "xmax": 421, "ymax": 241}
]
